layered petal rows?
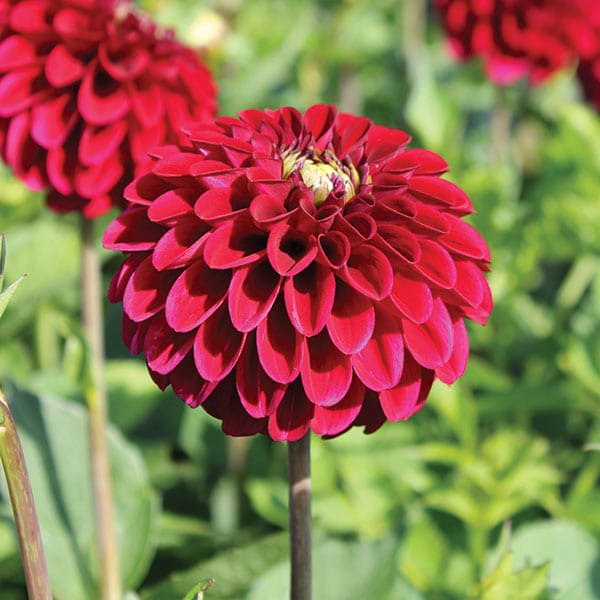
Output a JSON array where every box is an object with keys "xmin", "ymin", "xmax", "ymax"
[
  {"xmin": 0, "ymin": 0, "xmax": 216, "ymax": 217},
  {"xmin": 435, "ymin": 0, "xmax": 600, "ymax": 86},
  {"xmin": 104, "ymin": 104, "xmax": 493, "ymax": 441}
]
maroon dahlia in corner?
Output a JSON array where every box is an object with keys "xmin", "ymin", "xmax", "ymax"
[
  {"xmin": 0, "ymin": 0, "xmax": 216, "ymax": 217},
  {"xmin": 104, "ymin": 105, "xmax": 492, "ymax": 441}
]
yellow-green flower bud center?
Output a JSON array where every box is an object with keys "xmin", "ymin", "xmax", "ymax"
[{"xmin": 282, "ymin": 148, "xmax": 359, "ymax": 206}]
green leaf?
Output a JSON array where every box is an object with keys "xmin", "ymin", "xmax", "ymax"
[
  {"xmin": 141, "ymin": 532, "xmax": 288, "ymax": 600},
  {"xmin": 181, "ymin": 578, "xmax": 215, "ymax": 600},
  {"xmin": 0, "ymin": 275, "xmax": 26, "ymax": 321},
  {"xmin": 511, "ymin": 520, "xmax": 600, "ymax": 600},
  {"xmin": 247, "ymin": 536, "xmax": 420, "ymax": 600},
  {"xmin": 469, "ymin": 552, "xmax": 552, "ymax": 600},
  {"xmin": 2, "ymin": 384, "xmax": 158, "ymax": 599}
]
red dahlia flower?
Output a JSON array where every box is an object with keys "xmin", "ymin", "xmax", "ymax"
[
  {"xmin": 0, "ymin": 0, "xmax": 216, "ymax": 217},
  {"xmin": 103, "ymin": 104, "xmax": 492, "ymax": 441},
  {"xmin": 435, "ymin": 0, "xmax": 598, "ymax": 85}
]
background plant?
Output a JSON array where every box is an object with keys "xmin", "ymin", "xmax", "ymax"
[{"xmin": 0, "ymin": 1, "xmax": 599, "ymax": 599}]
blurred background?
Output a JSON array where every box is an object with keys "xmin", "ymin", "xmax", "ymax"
[{"xmin": 0, "ymin": 0, "xmax": 599, "ymax": 598}]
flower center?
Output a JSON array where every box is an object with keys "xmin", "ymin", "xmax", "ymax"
[{"xmin": 282, "ymin": 148, "xmax": 359, "ymax": 206}]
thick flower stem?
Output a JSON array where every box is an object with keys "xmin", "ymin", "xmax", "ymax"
[
  {"xmin": 287, "ymin": 433, "xmax": 312, "ymax": 600},
  {"xmin": 81, "ymin": 217, "xmax": 122, "ymax": 600},
  {"xmin": 0, "ymin": 390, "xmax": 51, "ymax": 600}
]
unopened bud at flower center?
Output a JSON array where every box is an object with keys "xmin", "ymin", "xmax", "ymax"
[{"xmin": 282, "ymin": 148, "xmax": 359, "ymax": 206}]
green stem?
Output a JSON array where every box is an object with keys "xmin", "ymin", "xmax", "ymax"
[
  {"xmin": 81, "ymin": 217, "xmax": 122, "ymax": 600},
  {"xmin": 0, "ymin": 390, "xmax": 51, "ymax": 600},
  {"xmin": 288, "ymin": 433, "xmax": 312, "ymax": 600}
]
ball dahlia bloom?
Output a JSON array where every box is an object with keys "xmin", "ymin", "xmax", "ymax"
[
  {"xmin": 0, "ymin": 0, "xmax": 216, "ymax": 217},
  {"xmin": 103, "ymin": 104, "xmax": 492, "ymax": 441},
  {"xmin": 435, "ymin": 0, "xmax": 598, "ymax": 85}
]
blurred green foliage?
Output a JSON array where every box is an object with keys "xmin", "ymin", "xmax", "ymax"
[{"xmin": 0, "ymin": 0, "xmax": 599, "ymax": 598}]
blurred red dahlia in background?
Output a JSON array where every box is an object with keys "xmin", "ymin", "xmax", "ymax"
[
  {"xmin": 435, "ymin": 0, "xmax": 599, "ymax": 85},
  {"xmin": 0, "ymin": 0, "xmax": 216, "ymax": 217},
  {"xmin": 103, "ymin": 104, "xmax": 492, "ymax": 441}
]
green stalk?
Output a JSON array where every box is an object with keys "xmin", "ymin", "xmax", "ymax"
[
  {"xmin": 0, "ymin": 390, "xmax": 52, "ymax": 600},
  {"xmin": 81, "ymin": 216, "xmax": 122, "ymax": 600},
  {"xmin": 288, "ymin": 433, "xmax": 312, "ymax": 600}
]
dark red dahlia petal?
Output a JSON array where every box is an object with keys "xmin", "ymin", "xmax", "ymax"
[
  {"xmin": 246, "ymin": 167, "xmax": 292, "ymax": 198},
  {"xmin": 228, "ymin": 259, "xmax": 281, "ymax": 332},
  {"xmin": 99, "ymin": 43, "xmax": 149, "ymax": 82},
  {"xmin": 236, "ymin": 333, "xmax": 287, "ymax": 419},
  {"xmin": 366, "ymin": 125, "xmax": 411, "ymax": 163},
  {"xmin": 390, "ymin": 271, "xmax": 433, "ymax": 324},
  {"xmin": 438, "ymin": 215, "xmax": 491, "ymax": 261},
  {"xmin": 147, "ymin": 367, "xmax": 169, "ymax": 392},
  {"xmin": 334, "ymin": 112, "xmax": 371, "ymax": 158},
  {"xmin": 31, "ymin": 93, "xmax": 77, "ymax": 148},
  {"xmin": 371, "ymin": 171, "xmax": 410, "ymax": 192},
  {"xmin": 462, "ymin": 277, "xmax": 493, "ymax": 325},
  {"xmin": 46, "ymin": 144, "xmax": 76, "ymax": 195},
  {"xmin": 414, "ymin": 239, "xmax": 457, "ymax": 289},
  {"xmin": 0, "ymin": 66, "xmax": 51, "ymax": 116},
  {"xmin": 129, "ymin": 119, "xmax": 167, "ymax": 163},
  {"xmin": 378, "ymin": 352, "xmax": 424, "ymax": 421},
  {"xmin": 412, "ymin": 204, "xmax": 450, "ymax": 234},
  {"xmin": 123, "ymin": 255, "xmax": 173, "ymax": 322},
  {"xmin": 256, "ymin": 295, "xmax": 303, "ymax": 384},
  {"xmin": 103, "ymin": 205, "xmax": 164, "ymax": 252},
  {"xmin": 194, "ymin": 188, "xmax": 249, "ymax": 224},
  {"xmin": 371, "ymin": 192, "xmax": 416, "ymax": 220},
  {"xmin": 304, "ymin": 104, "xmax": 336, "ymax": 149},
  {"xmin": 408, "ymin": 176, "xmax": 473, "ymax": 215},
  {"xmin": 4, "ymin": 112, "xmax": 46, "ymax": 190},
  {"xmin": 9, "ymin": 0, "xmax": 52, "ymax": 34},
  {"xmin": 391, "ymin": 148, "xmax": 448, "ymax": 175},
  {"xmin": 53, "ymin": 7, "xmax": 105, "ymax": 42},
  {"xmin": 267, "ymin": 223, "xmax": 318, "ymax": 277},
  {"xmin": 326, "ymin": 279, "xmax": 374, "ymax": 354},
  {"xmin": 283, "ymin": 261, "xmax": 335, "ymax": 337},
  {"xmin": 203, "ymin": 216, "xmax": 267, "ymax": 269},
  {"xmin": 249, "ymin": 194, "xmax": 293, "ymax": 226},
  {"xmin": 153, "ymin": 152, "xmax": 204, "ymax": 179},
  {"xmin": 189, "ymin": 161, "xmax": 243, "ymax": 188},
  {"xmin": 82, "ymin": 193, "xmax": 113, "ymax": 218},
  {"xmin": 152, "ymin": 214, "xmax": 208, "ymax": 271},
  {"xmin": 122, "ymin": 313, "xmax": 149, "ymax": 355},
  {"xmin": 300, "ymin": 330, "xmax": 352, "ymax": 407},
  {"xmin": 335, "ymin": 212, "xmax": 377, "ymax": 246},
  {"xmin": 340, "ymin": 244, "xmax": 393, "ymax": 301},
  {"xmin": 352, "ymin": 305, "xmax": 404, "ymax": 391},
  {"xmin": 403, "ymin": 296, "xmax": 454, "ymax": 370},
  {"xmin": 203, "ymin": 375, "xmax": 268, "ymax": 437},
  {"xmin": 0, "ymin": 36, "xmax": 38, "ymax": 72},
  {"xmin": 45, "ymin": 44, "xmax": 85, "ymax": 88},
  {"xmin": 317, "ymin": 231, "xmax": 350, "ymax": 269},
  {"xmin": 78, "ymin": 61, "xmax": 131, "ymax": 126},
  {"xmin": 147, "ymin": 187, "xmax": 196, "ymax": 224},
  {"xmin": 124, "ymin": 172, "xmax": 170, "ymax": 206},
  {"xmin": 170, "ymin": 355, "xmax": 219, "ymax": 408},
  {"xmin": 144, "ymin": 313, "xmax": 194, "ymax": 375},
  {"xmin": 436, "ymin": 316, "xmax": 469, "ymax": 384},
  {"xmin": 267, "ymin": 380, "xmax": 313, "ymax": 442},
  {"xmin": 165, "ymin": 258, "xmax": 230, "ymax": 333},
  {"xmin": 352, "ymin": 389, "xmax": 386, "ymax": 434},
  {"xmin": 193, "ymin": 303, "xmax": 246, "ymax": 382},
  {"xmin": 373, "ymin": 225, "xmax": 421, "ymax": 265},
  {"xmin": 312, "ymin": 376, "xmax": 366, "ymax": 437},
  {"xmin": 107, "ymin": 252, "xmax": 146, "ymax": 303},
  {"xmin": 74, "ymin": 153, "xmax": 124, "ymax": 197},
  {"xmin": 128, "ymin": 80, "xmax": 164, "ymax": 128},
  {"xmin": 79, "ymin": 121, "xmax": 127, "ymax": 167},
  {"xmin": 451, "ymin": 260, "xmax": 485, "ymax": 308}
]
